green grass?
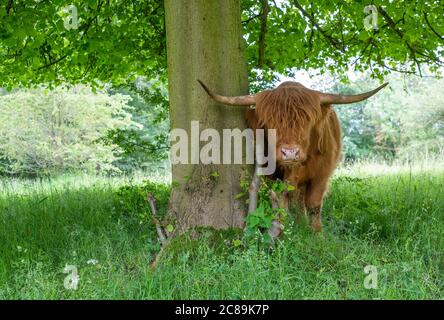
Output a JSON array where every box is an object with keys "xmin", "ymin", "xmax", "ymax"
[{"xmin": 0, "ymin": 163, "xmax": 443, "ymax": 299}]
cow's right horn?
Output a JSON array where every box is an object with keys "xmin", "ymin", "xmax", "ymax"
[
  {"xmin": 198, "ymin": 80, "xmax": 256, "ymax": 106},
  {"xmin": 319, "ymin": 83, "xmax": 389, "ymax": 105}
]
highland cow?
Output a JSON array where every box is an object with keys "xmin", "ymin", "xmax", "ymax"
[{"xmin": 199, "ymin": 80, "xmax": 388, "ymax": 231}]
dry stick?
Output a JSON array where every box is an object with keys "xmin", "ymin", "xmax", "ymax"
[
  {"xmin": 257, "ymin": 0, "xmax": 270, "ymax": 68},
  {"xmin": 268, "ymin": 190, "xmax": 285, "ymax": 241},
  {"xmin": 147, "ymin": 193, "xmax": 169, "ymax": 270},
  {"xmin": 248, "ymin": 164, "xmax": 261, "ymax": 214},
  {"xmin": 149, "ymin": 245, "xmax": 166, "ymax": 270},
  {"xmin": 248, "ymin": 164, "xmax": 286, "ymax": 241},
  {"xmin": 147, "ymin": 193, "xmax": 167, "ymax": 246}
]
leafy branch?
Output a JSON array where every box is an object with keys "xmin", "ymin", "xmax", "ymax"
[
  {"xmin": 257, "ymin": 0, "xmax": 270, "ymax": 68},
  {"xmin": 378, "ymin": 6, "xmax": 443, "ymax": 73},
  {"xmin": 423, "ymin": 12, "xmax": 444, "ymax": 43},
  {"xmin": 291, "ymin": 0, "xmax": 344, "ymax": 52}
]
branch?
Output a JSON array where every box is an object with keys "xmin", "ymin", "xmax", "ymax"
[
  {"xmin": 37, "ymin": 54, "xmax": 68, "ymax": 70},
  {"xmin": 292, "ymin": 0, "xmax": 343, "ymax": 52},
  {"xmin": 257, "ymin": 0, "xmax": 270, "ymax": 68},
  {"xmin": 268, "ymin": 190, "xmax": 283, "ymax": 240},
  {"xmin": 242, "ymin": 14, "xmax": 260, "ymax": 24},
  {"xmin": 79, "ymin": 0, "xmax": 105, "ymax": 39},
  {"xmin": 378, "ymin": 7, "xmax": 423, "ymax": 74},
  {"xmin": 147, "ymin": 193, "xmax": 167, "ymax": 246},
  {"xmin": 6, "ymin": 0, "xmax": 12, "ymax": 14},
  {"xmin": 424, "ymin": 12, "xmax": 444, "ymax": 43},
  {"xmin": 378, "ymin": 6, "xmax": 442, "ymax": 71},
  {"xmin": 268, "ymin": 189, "xmax": 288, "ymax": 241},
  {"xmin": 146, "ymin": 192, "xmax": 173, "ymax": 270},
  {"xmin": 248, "ymin": 164, "xmax": 260, "ymax": 214},
  {"xmin": 307, "ymin": 3, "xmax": 315, "ymax": 50}
]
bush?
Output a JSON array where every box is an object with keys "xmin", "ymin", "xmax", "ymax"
[
  {"xmin": 114, "ymin": 180, "xmax": 171, "ymax": 225},
  {"xmin": 106, "ymin": 78, "xmax": 170, "ymax": 173},
  {"xmin": 0, "ymin": 85, "xmax": 136, "ymax": 176}
]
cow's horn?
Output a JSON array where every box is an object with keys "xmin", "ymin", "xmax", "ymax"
[
  {"xmin": 319, "ymin": 83, "xmax": 389, "ymax": 105},
  {"xmin": 198, "ymin": 80, "xmax": 256, "ymax": 106}
]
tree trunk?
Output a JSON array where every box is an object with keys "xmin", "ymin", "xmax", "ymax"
[{"xmin": 164, "ymin": 0, "xmax": 250, "ymax": 232}]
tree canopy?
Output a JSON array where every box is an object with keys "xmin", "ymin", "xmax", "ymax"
[
  {"xmin": 1, "ymin": 0, "xmax": 443, "ymax": 88},
  {"xmin": 243, "ymin": 0, "xmax": 444, "ymax": 82},
  {"xmin": 0, "ymin": 0, "xmax": 166, "ymax": 87}
]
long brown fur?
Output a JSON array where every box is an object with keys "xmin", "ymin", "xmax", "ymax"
[{"xmin": 245, "ymin": 81, "xmax": 342, "ymax": 232}]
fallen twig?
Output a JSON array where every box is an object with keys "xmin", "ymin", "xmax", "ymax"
[
  {"xmin": 147, "ymin": 192, "xmax": 167, "ymax": 246},
  {"xmin": 147, "ymin": 192, "xmax": 171, "ymax": 270},
  {"xmin": 248, "ymin": 163, "xmax": 261, "ymax": 214},
  {"xmin": 149, "ymin": 244, "xmax": 167, "ymax": 270},
  {"xmin": 268, "ymin": 189, "xmax": 289, "ymax": 241}
]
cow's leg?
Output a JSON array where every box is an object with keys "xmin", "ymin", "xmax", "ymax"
[{"xmin": 305, "ymin": 179, "xmax": 328, "ymax": 232}]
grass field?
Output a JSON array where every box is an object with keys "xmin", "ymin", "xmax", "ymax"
[{"xmin": 0, "ymin": 162, "xmax": 443, "ymax": 299}]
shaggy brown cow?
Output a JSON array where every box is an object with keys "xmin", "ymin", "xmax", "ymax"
[{"xmin": 198, "ymin": 80, "xmax": 388, "ymax": 231}]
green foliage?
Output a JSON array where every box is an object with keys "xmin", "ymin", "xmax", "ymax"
[
  {"xmin": 365, "ymin": 74, "xmax": 444, "ymax": 161},
  {"xmin": 242, "ymin": 0, "xmax": 444, "ymax": 82},
  {"xmin": 1, "ymin": 0, "xmax": 443, "ymax": 172},
  {"xmin": 242, "ymin": 178, "xmax": 290, "ymax": 246},
  {"xmin": 1, "ymin": 1, "xmax": 443, "ymax": 88},
  {"xmin": 105, "ymin": 78, "xmax": 170, "ymax": 172},
  {"xmin": 0, "ymin": 1, "xmax": 166, "ymax": 87},
  {"xmin": 0, "ymin": 86, "xmax": 136, "ymax": 176},
  {"xmin": 114, "ymin": 180, "xmax": 170, "ymax": 226},
  {"xmin": 314, "ymin": 74, "xmax": 444, "ymax": 162},
  {"xmin": 330, "ymin": 81, "xmax": 381, "ymax": 161}
]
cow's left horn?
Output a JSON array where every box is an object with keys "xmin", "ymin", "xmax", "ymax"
[
  {"xmin": 198, "ymin": 80, "xmax": 256, "ymax": 106},
  {"xmin": 319, "ymin": 83, "xmax": 389, "ymax": 105}
]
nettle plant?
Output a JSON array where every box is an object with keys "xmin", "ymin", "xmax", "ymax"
[{"xmin": 239, "ymin": 177, "xmax": 295, "ymax": 246}]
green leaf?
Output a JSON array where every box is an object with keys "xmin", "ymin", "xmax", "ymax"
[
  {"xmin": 232, "ymin": 239, "xmax": 242, "ymax": 247},
  {"xmin": 235, "ymin": 192, "xmax": 245, "ymax": 199},
  {"xmin": 210, "ymin": 171, "xmax": 220, "ymax": 178}
]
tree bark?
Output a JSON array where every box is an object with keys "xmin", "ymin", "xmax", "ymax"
[{"xmin": 164, "ymin": 0, "xmax": 250, "ymax": 232}]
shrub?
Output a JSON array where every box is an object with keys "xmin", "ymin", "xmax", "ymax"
[{"xmin": 0, "ymin": 85, "xmax": 136, "ymax": 176}]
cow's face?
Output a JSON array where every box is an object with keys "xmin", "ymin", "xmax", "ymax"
[
  {"xmin": 275, "ymin": 127, "xmax": 311, "ymax": 164},
  {"xmin": 257, "ymin": 108, "xmax": 316, "ymax": 165},
  {"xmin": 254, "ymin": 83, "xmax": 322, "ymax": 165}
]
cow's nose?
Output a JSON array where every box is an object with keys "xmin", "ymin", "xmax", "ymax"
[{"xmin": 281, "ymin": 147, "xmax": 300, "ymax": 160}]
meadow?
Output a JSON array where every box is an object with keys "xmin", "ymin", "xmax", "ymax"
[{"xmin": 0, "ymin": 161, "xmax": 443, "ymax": 299}]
